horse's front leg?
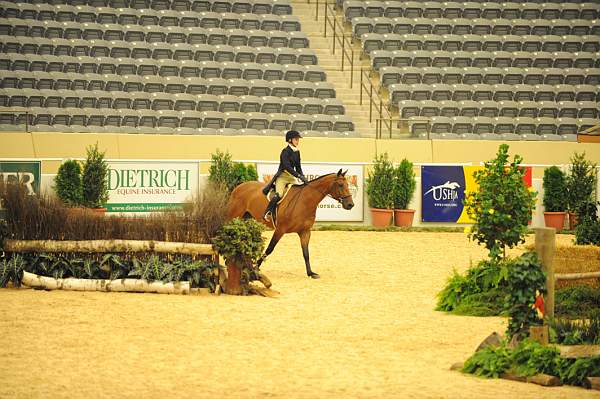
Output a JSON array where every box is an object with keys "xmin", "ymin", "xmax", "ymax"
[
  {"xmin": 257, "ymin": 229, "xmax": 284, "ymax": 268},
  {"xmin": 299, "ymin": 230, "xmax": 319, "ymax": 279}
]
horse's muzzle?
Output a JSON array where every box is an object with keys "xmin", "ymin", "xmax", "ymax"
[{"xmin": 343, "ymin": 202, "xmax": 354, "ymax": 210}]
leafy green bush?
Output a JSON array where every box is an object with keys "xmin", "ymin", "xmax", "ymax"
[
  {"xmin": 208, "ymin": 149, "xmax": 258, "ymax": 193},
  {"xmin": 436, "ymin": 258, "xmax": 508, "ymax": 316},
  {"xmin": 464, "ymin": 144, "xmax": 537, "ymax": 260},
  {"xmin": 366, "ymin": 153, "xmax": 395, "ymax": 209},
  {"xmin": 82, "ymin": 143, "xmax": 109, "ymax": 208},
  {"xmin": 392, "ymin": 158, "xmax": 416, "ymax": 209},
  {"xmin": 0, "ymin": 254, "xmax": 25, "ymax": 288},
  {"xmin": 511, "ymin": 339, "xmax": 561, "ymax": 376},
  {"xmin": 463, "ymin": 345, "xmax": 511, "ymax": 378},
  {"xmin": 542, "ymin": 166, "xmax": 568, "ymax": 212},
  {"xmin": 550, "ymin": 311, "xmax": 600, "ymax": 345},
  {"xmin": 567, "ymin": 152, "xmax": 597, "ymax": 214},
  {"xmin": 504, "ymin": 252, "xmax": 546, "ymax": 339},
  {"xmin": 54, "ymin": 159, "xmax": 83, "ymax": 206},
  {"xmin": 555, "ymin": 286, "xmax": 600, "ymax": 318},
  {"xmin": 212, "ymin": 218, "xmax": 265, "ymax": 265},
  {"xmin": 462, "ymin": 339, "xmax": 600, "ymax": 387},
  {"xmin": 575, "ymin": 214, "xmax": 600, "ymax": 245}
]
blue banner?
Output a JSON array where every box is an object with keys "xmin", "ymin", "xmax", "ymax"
[{"xmin": 421, "ymin": 166, "xmax": 466, "ymax": 222}]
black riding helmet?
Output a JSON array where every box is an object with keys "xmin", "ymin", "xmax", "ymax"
[{"xmin": 285, "ymin": 130, "xmax": 302, "ymax": 142}]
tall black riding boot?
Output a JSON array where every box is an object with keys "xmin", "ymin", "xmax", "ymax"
[{"xmin": 263, "ymin": 194, "xmax": 280, "ymax": 223}]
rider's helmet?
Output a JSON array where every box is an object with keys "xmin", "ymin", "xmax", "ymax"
[{"xmin": 285, "ymin": 130, "xmax": 302, "ymax": 142}]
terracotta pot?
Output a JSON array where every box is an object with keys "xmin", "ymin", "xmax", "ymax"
[
  {"xmin": 394, "ymin": 209, "xmax": 415, "ymax": 227},
  {"xmin": 568, "ymin": 212, "xmax": 578, "ymax": 230},
  {"xmin": 370, "ymin": 208, "xmax": 393, "ymax": 228},
  {"xmin": 543, "ymin": 211, "xmax": 567, "ymax": 231}
]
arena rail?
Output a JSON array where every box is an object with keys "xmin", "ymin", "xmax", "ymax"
[{"xmin": 534, "ymin": 228, "xmax": 600, "ymax": 319}]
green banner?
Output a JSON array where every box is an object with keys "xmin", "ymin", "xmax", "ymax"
[
  {"xmin": 0, "ymin": 161, "xmax": 41, "ymax": 195},
  {"xmin": 105, "ymin": 203, "xmax": 184, "ymax": 212}
]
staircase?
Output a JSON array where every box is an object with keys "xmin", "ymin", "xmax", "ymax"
[{"xmin": 290, "ymin": 0, "xmax": 379, "ymax": 138}]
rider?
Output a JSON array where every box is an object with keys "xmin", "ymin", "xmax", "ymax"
[{"xmin": 262, "ymin": 130, "xmax": 309, "ymax": 223}]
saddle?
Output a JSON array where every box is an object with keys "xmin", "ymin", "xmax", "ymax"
[{"xmin": 265, "ymin": 183, "xmax": 302, "ymax": 227}]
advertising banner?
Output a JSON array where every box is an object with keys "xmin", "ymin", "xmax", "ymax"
[
  {"xmin": 421, "ymin": 165, "xmax": 532, "ymax": 223},
  {"xmin": 0, "ymin": 161, "xmax": 41, "ymax": 195},
  {"xmin": 256, "ymin": 163, "xmax": 363, "ymax": 221},
  {"xmin": 105, "ymin": 161, "xmax": 198, "ymax": 213}
]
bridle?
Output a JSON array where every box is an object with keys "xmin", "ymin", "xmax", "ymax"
[{"xmin": 303, "ymin": 175, "xmax": 352, "ymax": 204}]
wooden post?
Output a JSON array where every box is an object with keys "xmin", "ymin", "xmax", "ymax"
[
  {"xmin": 225, "ymin": 260, "xmax": 242, "ymax": 295},
  {"xmin": 534, "ymin": 227, "xmax": 555, "ymax": 319}
]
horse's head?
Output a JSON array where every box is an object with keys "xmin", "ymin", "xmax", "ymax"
[{"xmin": 329, "ymin": 169, "xmax": 354, "ymax": 210}]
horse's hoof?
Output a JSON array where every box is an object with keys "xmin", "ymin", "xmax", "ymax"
[{"xmin": 309, "ymin": 273, "xmax": 320, "ymax": 279}]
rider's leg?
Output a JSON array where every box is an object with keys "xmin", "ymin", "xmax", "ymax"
[{"xmin": 263, "ymin": 192, "xmax": 280, "ymax": 221}]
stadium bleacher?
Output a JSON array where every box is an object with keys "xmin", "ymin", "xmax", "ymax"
[
  {"xmin": 338, "ymin": 0, "xmax": 600, "ymax": 140},
  {"xmin": 0, "ymin": 0, "xmax": 357, "ymax": 136}
]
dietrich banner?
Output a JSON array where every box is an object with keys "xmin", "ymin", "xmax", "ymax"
[
  {"xmin": 421, "ymin": 165, "xmax": 532, "ymax": 223},
  {"xmin": 105, "ymin": 161, "xmax": 198, "ymax": 212}
]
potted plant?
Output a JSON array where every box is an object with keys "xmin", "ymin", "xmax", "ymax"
[
  {"xmin": 366, "ymin": 153, "xmax": 395, "ymax": 227},
  {"xmin": 542, "ymin": 166, "xmax": 568, "ymax": 231},
  {"xmin": 212, "ymin": 218, "xmax": 265, "ymax": 295},
  {"xmin": 566, "ymin": 152, "xmax": 597, "ymax": 230},
  {"xmin": 82, "ymin": 143, "xmax": 109, "ymax": 211},
  {"xmin": 54, "ymin": 159, "xmax": 83, "ymax": 206},
  {"xmin": 392, "ymin": 158, "xmax": 417, "ymax": 227}
]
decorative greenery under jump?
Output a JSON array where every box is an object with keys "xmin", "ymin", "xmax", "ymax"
[
  {"xmin": 463, "ymin": 339, "xmax": 600, "ymax": 387},
  {"xmin": 0, "ymin": 252, "xmax": 222, "ymax": 291}
]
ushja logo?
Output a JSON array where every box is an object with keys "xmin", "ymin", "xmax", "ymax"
[{"xmin": 424, "ymin": 181, "xmax": 461, "ymax": 201}]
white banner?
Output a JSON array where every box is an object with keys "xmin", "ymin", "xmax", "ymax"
[
  {"xmin": 256, "ymin": 163, "xmax": 363, "ymax": 221},
  {"xmin": 105, "ymin": 161, "xmax": 199, "ymax": 213}
]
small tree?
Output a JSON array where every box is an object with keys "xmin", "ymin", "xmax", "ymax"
[
  {"xmin": 212, "ymin": 218, "xmax": 265, "ymax": 295},
  {"xmin": 567, "ymin": 152, "xmax": 597, "ymax": 215},
  {"xmin": 393, "ymin": 158, "xmax": 416, "ymax": 209},
  {"xmin": 543, "ymin": 166, "xmax": 568, "ymax": 212},
  {"xmin": 464, "ymin": 144, "xmax": 537, "ymax": 260},
  {"xmin": 366, "ymin": 153, "xmax": 395, "ymax": 209},
  {"xmin": 81, "ymin": 143, "xmax": 109, "ymax": 208},
  {"xmin": 54, "ymin": 159, "xmax": 83, "ymax": 206},
  {"xmin": 208, "ymin": 149, "xmax": 237, "ymax": 192}
]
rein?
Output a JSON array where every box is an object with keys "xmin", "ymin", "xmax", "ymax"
[{"xmin": 302, "ymin": 175, "xmax": 351, "ymax": 204}]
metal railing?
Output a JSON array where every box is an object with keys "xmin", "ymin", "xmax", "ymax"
[
  {"xmin": 316, "ymin": 0, "xmax": 355, "ymax": 88},
  {"xmin": 375, "ymin": 117, "xmax": 432, "ymax": 140},
  {"xmin": 313, "ymin": 1, "xmax": 431, "ymax": 139}
]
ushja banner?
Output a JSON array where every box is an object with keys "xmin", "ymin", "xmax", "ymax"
[
  {"xmin": 421, "ymin": 165, "xmax": 532, "ymax": 223},
  {"xmin": 105, "ymin": 161, "xmax": 199, "ymax": 213}
]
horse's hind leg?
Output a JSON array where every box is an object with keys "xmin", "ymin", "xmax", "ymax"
[
  {"xmin": 257, "ymin": 229, "xmax": 284, "ymax": 268},
  {"xmin": 299, "ymin": 230, "xmax": 319, "ymax": 279}
]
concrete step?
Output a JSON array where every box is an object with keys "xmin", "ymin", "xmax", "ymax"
[{"xmin": 292, "ymin": 0, "xmax": 380, "ymax": 137}]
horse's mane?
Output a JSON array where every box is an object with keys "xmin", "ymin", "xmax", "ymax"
[{"xmin": 308, "ymin": 173, "xmax": 336, "ymax": 183}]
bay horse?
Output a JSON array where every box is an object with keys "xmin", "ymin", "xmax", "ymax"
[{"xmin": 226, "ymin": 169, "xmax": 354, "ymax": 278}]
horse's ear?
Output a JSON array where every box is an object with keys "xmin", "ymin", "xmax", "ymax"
[
  {"xmin": 337, "ymin": 168, "xmax": 343, "ymax": 176},
  {"xmin": 342, "ymin": 169, "xmax": 348, "ymax": 176}
]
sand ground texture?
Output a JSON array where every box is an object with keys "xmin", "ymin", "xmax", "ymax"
[{"xmin": 0, "ymin": 232, "xmax": 597, "ymax": 399}]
